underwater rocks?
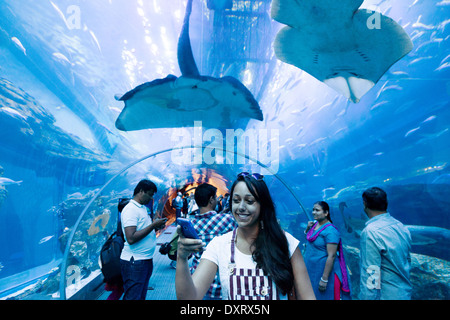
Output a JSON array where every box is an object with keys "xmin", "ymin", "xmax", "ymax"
[
  {"xmin": 4, "ymin": 197, "xmax": 118, "ymax": 300},
  {"xmin": 69, "ymin": 241, "xmax": 88, "ymax": 259},
  {"xmin": 410, "ymin": 254, "xmax": 450, "ymax": 300},
  {"xmin": 343, "ymin": 245, "xmax": 449, "ymax": 300}
]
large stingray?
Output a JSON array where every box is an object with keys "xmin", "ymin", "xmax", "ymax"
[
  {"xmin": 271, "ymin": 0, "xmax": 413, "ymax": 103},
  {"xmin": 115, "ymin": 0, "xmax": 263, "ymax": 131}
]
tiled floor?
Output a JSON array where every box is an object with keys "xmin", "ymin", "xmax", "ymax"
[{"xmin": 147, "ymin": 225, "xmax": 178, "ymax": 300}]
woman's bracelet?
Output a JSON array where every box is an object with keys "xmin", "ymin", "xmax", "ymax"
[{"xmin": 320, "ymin": 277, "xmax": 328, "ymax": 283}]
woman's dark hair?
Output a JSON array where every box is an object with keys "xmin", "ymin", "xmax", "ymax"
[
  {"xmin": 314, "ymin": 201, "xmax": 332, "ymax": 223},
  {"xmin": 229, "ymin": 175, "xmax": 294, "ymax": 295}
]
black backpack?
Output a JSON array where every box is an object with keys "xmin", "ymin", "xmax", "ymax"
[
  {"xmin": 100, "ymin": 231, "xmax": 124, "ymax": 283},
  {"xmin": 159, "ymin": 234, "xmax": 178, "ymax": 255},
  {"xmin": 100, "ymin": 213, "xmax": 125, "ymax": 283}
]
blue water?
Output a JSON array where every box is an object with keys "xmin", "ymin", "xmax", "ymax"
[{"xmin": 0, "ymin": 0, "xmax": 449, "ymax": 299}]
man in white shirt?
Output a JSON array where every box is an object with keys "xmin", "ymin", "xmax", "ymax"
[{"xmin": 120, "ymin": 179, "xmax": 167, "ymax": 300}]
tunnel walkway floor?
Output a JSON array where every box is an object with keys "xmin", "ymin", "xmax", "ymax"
[{"xmin": 98, "ymin": 224, "xmax": 178, "ymax": 300}]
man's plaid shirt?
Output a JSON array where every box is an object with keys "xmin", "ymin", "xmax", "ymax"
[{"xmin": 190, "ymin": 211, "xmax": 237, "ymax": 299}]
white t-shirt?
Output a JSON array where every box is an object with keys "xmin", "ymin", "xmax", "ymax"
[
  {"xmin": 120, "ymin": 200, "xmax": 156, "ymax": 261},
  {"xmin": 201, "ymin": 230, "xmax": 300, "ymax": 300}
]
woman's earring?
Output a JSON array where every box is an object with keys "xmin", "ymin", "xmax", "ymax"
[{"xmin": 260, "ymin": 220, "xmax": 264, "ymax": 230}]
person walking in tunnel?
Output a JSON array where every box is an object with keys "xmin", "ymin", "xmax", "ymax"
[
  {"xmin": 188, "ymin": 193, "xmax": 198, "ymax": 215},
  {"xmin": 303, "ymin": 201, "xmax": 351, "ymax": 300},
  {"xmin": 182, "ymin": 193, "xmax": 189, "ymax": 218},
  {"xmin": 172, "ymin": 192, "xmax": 183, "ymax": 221},
  {"xmin": 222, "ymin": 193, "xmax": 230, "ymax": 213},
  {"xmin": 120, "ymin": 179, "xmax": 167, "ymax": 300},
  {"xmin": 359, "ymin": 187, "xmax": 412, "ymax": 300},
  {"xmin": 175, "ymin": 172, "xmax": 315, "ymax": 300},
  {"xmin": 190, "ymin": 183, "xmax": 237, "ymax": 299}
]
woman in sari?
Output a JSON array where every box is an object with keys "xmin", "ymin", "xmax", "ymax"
[{"xmin": 304, "ymin": 201, "xmax": 351, "ymax": 300}]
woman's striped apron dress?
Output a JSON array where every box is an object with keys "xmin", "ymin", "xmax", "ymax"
[{"xmin": 228, "ymin": 229, "xmax": 281, "ymax": 300}]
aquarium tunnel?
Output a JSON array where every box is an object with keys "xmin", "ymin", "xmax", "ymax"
[{"xmin": 0, "ymin": 0, "xmax": 449, "ymax": 300}]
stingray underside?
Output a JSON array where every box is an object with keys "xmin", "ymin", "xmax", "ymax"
[
  {"xmin": 272, "ymin": 0, "xmax": 413, "ymax": 102},
  {"xmin": 115, "ymin": 74, "xmax": 263, "ymax": 131}
]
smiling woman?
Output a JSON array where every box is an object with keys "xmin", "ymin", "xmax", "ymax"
[
  {"xmin": 175, "ymin": 172, "xmax": 315, "ymax": 300},
  {"xmin": 230, "ymin": 180, "xmax": 261, "ymax": 229},
  {"xmin": 227, "ymin": 173, "xmax": 298, "ymax": 296}
]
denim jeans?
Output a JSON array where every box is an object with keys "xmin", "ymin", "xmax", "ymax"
[
  {"xmin": 120, "ymin": 257, "xmax": 153, "ymax": 300},
  {"xmin": 175, "ymin": 208, "xmax": 181, "ymax": 220}
]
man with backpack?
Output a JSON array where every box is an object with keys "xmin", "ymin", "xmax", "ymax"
[{"xmin": 120, "ymin": 179, "xmax": 167, "ymax": 300}]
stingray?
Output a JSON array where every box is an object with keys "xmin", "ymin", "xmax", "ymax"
[
  {"xmin": 115, "ymin": 0, "xmax": 263, "ymax": 131},
  {"xmin": 338, "ymin": 202, "xmax": 367, "ymax": 237},
  {"xmin": 271, "ymin": 0, "xmax": 413, "ymax": 103}
]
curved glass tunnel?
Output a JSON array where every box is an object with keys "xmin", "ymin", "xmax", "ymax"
[{"xmin": 0, "ymin": 0, "xmax": 449, "ymax": 300}]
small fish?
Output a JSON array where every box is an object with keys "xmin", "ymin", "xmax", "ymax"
[
  {"xmin": 373, "ymin": 152, "xmax": 384, "ymax": 156},
  {"xmin": 67, "ymin": 192, "xmax": 84, "ymax": 200},
  {"xmin": 412, "ymin": 15, "xmax": 435, "ymax": 30},
  {"xmin": 0, "ymin": 177, "xmax": 22, "ymax": 186},
  {"xmin": 440, "ymin": 54, "xmax": 450, "ymax": 65},
  {"xmin": 389, "ymin": 71, "xmax": 409, "ymax": 78},
  {"xmin": 108, "ymin": 106, "xmax": 123, "ymax": 113},
  {"xmin": 328, "ymin": 186, "xmax": 356, "ymax": 200},
  {"xmin": 405, "ymin": 127, "xmax": 421, "ymax": 137},
  {"xmin": 0, "ymin": 107, "xmax": 27, "ymax": 120},
  {"xmin": 353, "ymin": 163, "xmax": 367, "ymax": 169},
  {"xmin": 89, "ymin": 30, "xmax": 102, "ymax": 53},
  {"xmin": 409, "ymin": 0, "xmax": 421, "ymax": 9},
  {"xmin": 50, "ymin": 1, "xmax": 69, "ymax": 27},
  {"xmin": 52, "ymin": 52, "xmax": 72, "ymax": 65},
  {"xmin": 333, "ymin": 127, "xmax": 347, "ymax": 135},
  {"xmin": 435, "ymin": 61, "xmax": 450, "ymax": 72},
  {"xmin": 321, "ymin": 187, "xmax": 335, "ymax": 199},
  {"xmin": 437, "ymin": 0, "xmax": 450, "ymax": 7},
  {"xmin": 408, "ymin": 56, "xmax": 433, "ymax": 66},
  {"xmin": 381, "ymin": 84, "xmax": 403, "ymax": 93},
  {"xmin": 309, "ymin": 137, "xmax": 327, "ymax": 146},
  {"xmin": 39, "ymin": 235, "xmax": 54, "ymax": 244},
  {"xmin": 11, "ymin": 37, "xmax": 26, "ymax": 55},
  {"xmin": 422, "ymin": 115, "xmax": 436, "ymax": 123}
]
